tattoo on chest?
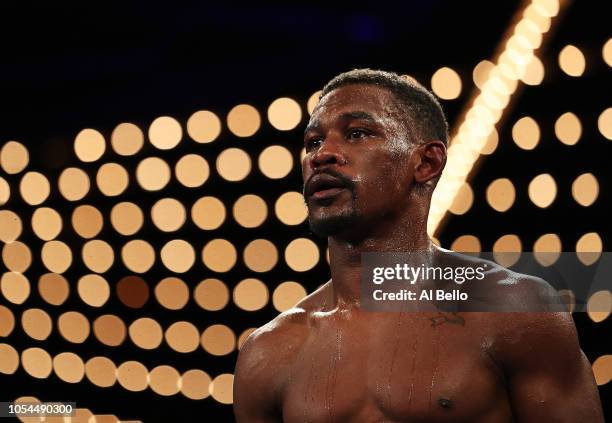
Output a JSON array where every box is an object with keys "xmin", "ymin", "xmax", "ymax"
[{"xmin": 430, "ymin": 312, "xmax": 465, "ymax": 327}]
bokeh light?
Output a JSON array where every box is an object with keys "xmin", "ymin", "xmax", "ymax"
[
  {"xmin": 233, "ymin": 278, "xmax": 269, "ymax": 311},
  {"xmin": 111, "ymin": 122, "xmax": 144, "ymax": 156},
  {"xmin": 82, "ymin": 240, "xmax": 115, "ymax": 273},
  {"xmin": 267, "ymin": 97, "xmax": 302, "ymax": 130},
  {"xmin": 472, "ymin": 60, "xmax": 494, "ymax": 89},
  {"xmin": 554, "ymin": 112, "xmax": 582, "ymax": 145},
  {"xmin": 129, "ymin": 317, "xmax": 163, "ymax": 350},
  {"xmin": 0, "ymin": 177, "xmax": 9, "ymax": 206},
  {"xmin": 227, "ymin": 104, "xmax": 260, "ymax": 137},
  {"xmin": 58, "ymin": 311, "xmax": 90, "ymax": 343},
  {"xmin": 21, "ymin": 308, "xmax": 52, "ymax": 341},
  {"xmin": 74, "ymin": 129, "xmax": 106, "ymax": 162},
  {"xmin": 202, "ymin": 239, "xmax": 236, "ymax": 273},
  {"xmin": 587, "ymin": 291, "xmax": 612, "ymax": 323},
  {"xmin": 165, "ymin": 321, "xmax": 199, "ymax": 353},
  {"xmin": 21, "ymin": 347, "xmax": 52, "ymax": 379},
  {"xmin": 258, "ymin": 145, "xmax": 293, "ymax": 179},
  {"xmin": 152, "ymin": 198, "xmax": 186, "ymax": 232},
  {"xmin": 520, "ymin": 56, "xmax": 545, "ymax": 86},
  {"xmin": 448, "ymin": 182, "xmax": 473, "ymax": 215},
  {"xmin": 486, "ymin": 178, "xmax": 516, "ymax": 212},
  {"xmin": 150, "ymin": 365, "xmax": 181, "ymax": 396},
  {"xmin": 111, "ymin": 202, "xmax": 144, "ymax": 236},
  {"xmin": 216, "ymin": 148, "xmax": 251, "ymax": 182},
  {"xmin": 194, "ymin": 278, "xmax": 229, "ymax": 311},
  {"xmin": 148, "ymin": 116, "xmax": 182, "ymax": 150},
  {"xmin": 1, "ymin": 272, "xmax": 30, "ymax": 304},
  {"xmin": 0, "ymin": 141, "xmax": 29, "ymax": 174},
  {"xmin": 285, "ymin": 238, "xmax": 320, "ymax": 271},
  {"xmin": 201, "ymin": 324, "xmax": 236, "ymax": 356},
  {"xmin": 512, "ymin": 116, "xmax": 540, "ymax": 150},
  {"xmin": 85, "ymin": 356, "xmax": 117, "ymax": 388},
  {"xmin": 96, "ymin": 163, "xmax": 129, "ymax": 196},
  {"xmin": 272, "ymin": 281, "xmax": 307, "ymax": 312},
  {"xmin": 192, "ymin": 196, "xmax": 226, "ymax": 230},
  {"xmin": 155, "ymin": 277, "xmax": 189, "ymax": 310},
  {"xmin": 53, "ymin": 352, "xmax": 84, "ymax": 383},
  {"xmin": 32, "ymin": 207, "xmax": 62, "ymax": 240},
  {"xmin": 161, "ymin": 239, "xmax": 196, "ymax": 273},
  {"xmin": 2, "ymin": 241, "xmax": 32, "ymax": 272},
  {"xmin": 431, "ymin": 67, "xmax": 462, "ymax": 100},
  {"xmin": 593, "ymin": 355, "xmax": 612, "ymax": 386},
  {"xmin": 117, "ymin": 361, "xmax": 148, "ymax": 392},
  {"xmin": 38, "ymin": 273, "xmax": 69, "ymax": 306},
  {"xmin": 175, "ymin": 154, "xmax": 210, "ymax": 188},
  {"xmin": 136, "ymin": 157, "xmax": 171, "ymax": 191},
  {"xmin": 58, "ymin": 167, "xmax": 90, "ymax": 201},
  {"xmin": 558, "ymin": 44, "xmax": 586, "ymax": 77},
  {"xmin": 598, "ymin": 108, "xmax": 612, "ymax": 140},
  {"xmin": 533, "ymin": 233, "xmax": 562, "ymax": 266},
  {"xmin": 528, "ymin": 173, "xmax": 557, "ymax": 208},
  {"xmin": 117, "ymin": 276, "xmax": 149, "ymax": 308},
  {"xmin": 187, "ymin": 110, "xmax": 222, "ymax": 143},
  {"xmin": 243, "ymin": 239, "xmax": 278, "ymax": 273},
  {"xmin": 275, "ymin": 192, "xmax": 307, "ymax": 225},
  {"xmin": 72, "ymin": 205, "xmax": 103, "ymax": 239},
  {"xmin": 0, "ymin": 210, "xmax": 22, "ymax": 242},
  {"xmin": 41, "ymin": 240, "xmax": 72, "ymax": 273},
  {"xmin": 0, "ymin": 305, "xmax": 15, "ymax": 337},
  {"xmin": 572, "ymin": 173, "xmax": 599, "ymax": 207},
  {"xmin": 181, "ymin": 369, "xmax": 211, "ymax": 400},
  {"xmin": 93, "ymin": 314, "xmax": 127, "ymax": 347},
  {"xmin": 20, "ymin": 171, "xmax": 51, "ymax": 205},
  {"xmin": 492, "ymin": 234, "xmax": 522, "ymax": 267},
  {"xmin": 307, "ymin": 90, "xmax": 322, "ymax": 115},
  {"xmin": 233, "ymin": 194, "xmax": 267, "ymax": 228},
  {"xmin": 121, "ymin": 240, "xmax": 156, "ymax": 273},
  {"xmin": 450, "ymin": 235, "xmax": 481, "ymax": 253},
  {"xmin": 210, "ymin": 374, "xmax": 234, "ymax": 404},
  {"xmin": 0, "ymin": 343, "xmax": 19, "ymax": 375},
  {"xmin": 576, "ymin": 232, "xmax": 602, "ymax": 265},
  {"xmin": 77, "ymin": 274, "xmax": 110, "ymax": 307}
]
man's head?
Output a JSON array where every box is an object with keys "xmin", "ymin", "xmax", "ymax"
[{"xmin": 302, "ymin": 69, "xmax": 448, "ymax": 239}]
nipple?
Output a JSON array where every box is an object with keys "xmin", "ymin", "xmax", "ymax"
[{"xmin": 437, "ymin": 397, "xmax": 453, "ymax": 409}]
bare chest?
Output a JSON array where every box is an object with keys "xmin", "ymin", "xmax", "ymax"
[{"xmin": 281, "ymin": 313, "xmax": 511, "ymax": 423}]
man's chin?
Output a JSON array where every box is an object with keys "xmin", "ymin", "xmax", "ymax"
[{"xmin": 308, "ymin": 213, "xmax": 360, "ymax": 238}]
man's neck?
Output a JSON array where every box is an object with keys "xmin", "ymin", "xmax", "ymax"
[{"xmin": 327, "ymin": 209, "xmax": 432, "ymax": 308}]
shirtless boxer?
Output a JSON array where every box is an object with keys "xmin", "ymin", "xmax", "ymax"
[{"xmin": 234, "ymin": 69, "xmax": 604, "ymax": 422}]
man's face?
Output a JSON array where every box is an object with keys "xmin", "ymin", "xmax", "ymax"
[{"xmin": 302, "ymin": 84, "xmax": 417, "ymax": 238}]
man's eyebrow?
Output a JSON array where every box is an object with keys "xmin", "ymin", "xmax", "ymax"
[{"xmin": 304, "ymin": 111, "xmax": 378, "ymax": 134}]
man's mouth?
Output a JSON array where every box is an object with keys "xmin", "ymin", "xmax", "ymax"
[{"xmin": 306, "ymin": 173, "xmax": 350, "ymax": 200}]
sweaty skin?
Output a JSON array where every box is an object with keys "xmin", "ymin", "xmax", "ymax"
[{"xmin": 233, "ymin": 84, "xmax": 604, "ymax": 422}]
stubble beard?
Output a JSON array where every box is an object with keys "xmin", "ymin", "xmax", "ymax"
[{"xmin": 307, "ymin": 206, "xmax": 361, "ymax": 238}]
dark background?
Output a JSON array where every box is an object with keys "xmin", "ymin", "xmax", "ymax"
[{"xmin": 0, "ymin": 1, "xmax": 609, "ymax": 421}]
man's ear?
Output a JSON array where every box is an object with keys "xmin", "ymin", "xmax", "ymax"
[{"xmin": 413, "ymin": 140, "xmax": 447, "ymax": 184}]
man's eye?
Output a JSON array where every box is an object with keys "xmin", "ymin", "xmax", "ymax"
[
  {"xmin": 348, "ymin": 129, "xmax": 367, "ymax": 139},
  {"xmin": 305, "ymin": 138, "xmax": 322, "ymax": 151}
]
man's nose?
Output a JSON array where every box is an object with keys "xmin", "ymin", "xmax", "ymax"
[{"xmin": 310, "ymin": 138, "xmax": 346, "ymax": 168}]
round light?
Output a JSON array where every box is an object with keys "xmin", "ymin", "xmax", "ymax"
[
  {"xmin": 192, "ymin": 196, "xmax": 226, "ymax": 230},
  {"xmin": 20, "ymin": 171, "xmax": 50, "ymax": 205},
  {"xmin": 233, "ymin": 278, "xmax": 269, "ymax": 311},
  {"xmin": 0, "ymin": 141, "xmax": 29, "ymax": 174},
  {"xmin": 0, "ymin": 305, "xmax": 15, "ymax": 337},
  {"xmin": 285, "ymin": 238, "xmax": 320, "ymax": 271},
  {"xmin": 72, "ymin": 205, "xmax": 103, "ymax": 239},
  {"xmin": 77, "ymin": 274, "xmax": 110, "ymax": 307},
  {"xmin": 21, "ymin": 347, "xmax": 52, "ymax": 379},
  {"xmin": 1, "ymin": 272, "xmax": 30, "ymax": 304},
  {"xmin": 216, "ymin": 148, "xmax": 251, "ymax": 181},
  {"xmin": 587, "ymin": 291, "xmax": 612, "ymax": 323},
  {"xmin": 155, "ymin": 277, "xmax": 189, "ymax": 310},
  {"xmin": 136, "ymin": 157, "xmax": 171, "ymax": 191},
  {"xmin": 85, "ymin": 356, "xmax": 117, "ymax": 388},
  {"xmin": 74, "ymin": 128, "xmax": 106, "ymax": 162},
  {"xmin": 175, "ymin": 154, "xmax": 210, "ymax": 188},
  {"xmin": 572, "ymin": 173, "xmax": 598, "ymax": 207},
  {"xmin": 448, "ymin": 182, "xmax": 473, "ymax": 215},
  {"xmin": 111, "ymin": 202, "xmax": 143, "ymax": 236},
  {"xmin": 149, "ymin": 116, "xmax": 182, "ymax": 150},
  {"xmin": 2, "ymin": 241, "xmax": 32, "ymax": 272},
  {"xmin": 272, "ymin": 281, "xmax": 307, "ymax": 312},
  {"xmin": 233, "ymin": 194, "xmax": 268, "ymax": 228},
  {"xmin": 267, "ymin": 97, "xmax": 302, "ymax": 130},
  {"xmin": 554, "ymin": 112, "xmax": 582, "ymax": 145},
  {"xmin": 202, "ymin": 239, "xmax": 237, "ymax": 272},
  {"xmin": 38, "ymin": 273, "xmax": 69, "ymax": 306},
  {"xmin": 82, "ymin": 240, "xmax": 114, "ymax": 273},
  {"xmin": 165, "ymin": 321, "xmax": 200, "ymax": 353},
  {"xmin": 53, "ymin": 352, "xmax": 84, "ymax": 383},
  {"xmin": 117, "ymin": 361, "xmax": 148, "ymax": 392},
  {"xmin": 512, "ymin": 116, "xmax": 540, "ymax": 150},
  {"xmin": 93, "ymin": 314, "xmax": 126, "ymax": 347},
  {"xmin": 41, "ymin": 240, "xmax": 72, "ymax": 273},
  {"xmin": 129, "ymin": 317, "xmax": 163, "ymax": 350},
  {"xmin": 151, "ymin": 198, "xmax": 186, "ymax": 232},
  {"xmin": 528, "ymin": 173, "xmax": 557, "ymax": 208},
  {"xmin": 0, "ymin": 210, "xmax": 22, "ymax": 242},
  {"xmin": 576, "ymin": 232, "xmax": 602, "ymax": 266},
  {"xmin": 201, "ymin": 324, "xmax": 236, "ymax": 356},
  {"xmin": 472, "ymin": 60, "xmax": 494, "ymax": 90},
  {"xmin": 111, "ymin": 122, "xmax": 144, "ymax": 156},
  {"xmin": 57, "ymin": 311, "xmax": 90, "ymax": 343},
  {"xmin": 450, "ymin": 235, "xmax": 481, "ymax": 253},
  {"xmin": 96, "ymin": 163, "xmax": 129, "ymax": 196},
  {"xmin": 194, "ymin": 279, "xmax": 229, "ymax": 311},
  {"xmin": 0, "ymin": 343, "xmax": 19, "ymax": 375},
  {"xmin": 0, "ymin": 177, "xmax": 9, "ymax": 206},
  {"xmin": 161, "ymin": 239, "xmax": 196, "ymax": 273},
  {"xmin": 486, "ymin": 178, "xmax": 516, "ymax": 212},
  {"xmin": 210, "ymin": 374, "xmax": 234, "ymax": 404},
  {"xmin": 121, "ymin": 240, "xmax": 155, "ymax": 273},
  {"xmin": 597, "ymin": 108, "xmax": 612, "ymax": 140},
  {"xmin": 243, "ymin": 239, "xmax": 278, "ymax": 272},
  {"xmin": 558, "ymin": 44, "xmax": 586, "ymax": 77},
  {"xmin": 521, "ymin": 55, "xmax": 545, "ymax": 86},
  {"xmin": 533, "ymin": 233, "xmax": 562, "ymax": 266},
  {"xmin": 32, "ymin": 207, "xmax": 62, "ymax": 241},
  {"xmin": 117, "ymin": 275, "xmax": 149, "ymax": 308},
  {"xmin": 431, "ymin": 67, "xmax": 462, "ymax": 100},
  {"xmin": 181, "ymin": 369, "xmax": 211, "ymax": 400},
  {"xmin": 150, "ymin": 365, "xmax": 181, "ymax": 396},
  {"xmin": 275, "ymin": 192, "xmax": 307, "ymax": 225},
  {"xmin": 21, "ymin": 308, "xmax": 52, "ymax": 341},
  {"xmin": 258, "ymin": 145, "xmax": 293, "ymax": 179},
  {"xmin": 307, "ymin": 90, "xmax": 322, "ymax": 115},
  {"xmin": 187, "ymin": 110, "xmax": 222, "ymax": 143},
  {"xmin": 227, "ymin": 104, "xmax": 260, "ymax": 137},
  {"xmin": 492, "ymin": 234, "xmax": 522, "ymax": 267}
]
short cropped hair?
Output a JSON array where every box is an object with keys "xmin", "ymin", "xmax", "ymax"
[{"xmin": 320, "ymin": 69, "xmax": 449, "ymax": 146}]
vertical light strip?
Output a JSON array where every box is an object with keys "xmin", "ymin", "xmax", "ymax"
[{"xmin": 428, "ymin": 0, "xmax": 567, "ymax": 237}]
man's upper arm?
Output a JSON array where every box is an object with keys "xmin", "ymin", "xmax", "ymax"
[
  {"xmin": 495, "ymin": 311, "xmax": 604, "ymax": 422},
  {"xmin": 233, "ymin": 329, "xmax": 282, "ymax": 423}
]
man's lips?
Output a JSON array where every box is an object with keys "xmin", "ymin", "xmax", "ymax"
[{"xmin": 305, "ymin": 173, "xmax": 349, "ymax": 199}]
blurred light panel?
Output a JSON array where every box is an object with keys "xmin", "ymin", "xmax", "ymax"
[
  {"xmin": 194, "ymin": 278, "xmax": 229, "ymax": 311},
  {"xmin": 233, "ymin": 194, "xmax": 267, "ymax": 228},
  {"xmin": 58, "ymin": 167, "xmax": 90, "ymax": 201},
  {"xmin": 93, "ymin": 314, "xmax": 127, "ymax": 347},
  {"xmin": 243, "ymin": 239, "xmax": 278, "ymax": 272},
  {"xmin": 72, "ymin": 205, "xmax": 103, "ymax": 238},
  {"xmin": 210, "ymin": 374, "xmax": 234, "ymax": 404},
  {"xmin": 201, "ymin": 324, "xmax": 236, "ymax": 356},
  {"xmin": 111, "ymin": 122, "xmax": 144, "ymax": 156},
  {"xmin": 111, "ymin": 202, "xmax": 144, "ymax": 236},
  {"xmin": 165, "ymin": 321, "xmax": 199, "ymax": 353},
  {"xmin": 558, "ymin": 44, "xmax": 586, "ymax": 76},
  {"xmin": 572, "ymin": 173, "xmax": 599, "ymax": 206},
  {"xmin": 96, "ymin": 163, "xmax": 129, "ymax": 196},
  {"xmin": 1, "ymin": 272, "xmax": 30, "ymax": 304},
  {"xmin": 272, "ymin": 281, "xmax": 307, "ymax": 312},
  {"xmin": 38, "ymin": 273, "xmax": 69, "ymax": 306},
  {"xmin": 41, "ymin": 240, "xmax": 72, "ymax": 273},
  {"xmin": 57, "ymin": 311, "xmax": 90, "ymax": 344},
  {"xmin": 121, "ymin": 239, "xmax": 156, "ymax": 273},
  {"xmin": 149, "ymin": 365, "xmax": 181, "ymax": 396},
  {"xmin": 0, "ymin": 141, "xmax": 29, "ymax": 174},
  {"xmin": 448, "ymin": 182, "xmax": 473, "ymax": 215},
  {"xmin": 307, "ymin": 90, "xmax": 322, "ymax": 115},
  {"xmin": 274, "ymin": 192, "xmax": 307, "ymax": 225},
  {"xmin": 2, "ymin": 241, "xmax": 32, "ymax": 272},
  {"xmin": 431, "ymin": 67, "xmax": 462, "ymax": 100},
  {"xmin": 450, "ymin": 235, "xmax": 481, "ymax": 252},
  {"xmin": 258, "ymin": 145, "xmax": 293, "ymax": 179},
  {"xmin": 0, "ymin": 210, "xmax": 22, "ymax": 242},
  {"xmin": 181, "ymin": 369, "xmax": 211, "ymax": 400},
  {"xmin": 136, "ymin": 157, "xmax": 171, "ymax": 191},
  {"xmin": 77, "ymin": 274, "xmax": 110, "ymax": 307},
  {"xmin": 161, "ymin": 239, "xmax": 196, "ymax": 273},
  {"xmin": 216, "ymin": 148, "xmax": 251, "ymax": 182},
  {"xmin": 0, "ymin": 177, "xmax": 9, "ymax": 205},
  {"xmin": 598, "ymin": 108, "xmax": 612, "ymax": 140},
  {"xmin": 472, "ymin": 60, "xmax": 494, "ymax": 89},
  {"xmin": 148, "ymin": 116, "xmax": 182, "ymax": 150},
  {"xmin": 512, "ymin": 116, "xmax": 540, "ymax": 150},
  {"xmin": 267, "ymin": 97, "xmax": 302, "ymax": 130},
  {"xmin": 117, "ymin": 361, "xmax": 148, "ymax": 392},
  {"xmin": 285, "ymin": 238, "xmax": 320, "ymax": 271},
  {"xmin": 227, "ymin": 104, "xmax": 260, "ymax": 137},
  {"xmin": 192, "ymin": 196, "xmax": 226, "ymax": 230},
  {"xmin": 21, "ymin": 308, "xmax": 52, "ymax": 341},
  {"xmin": 85, "ymin": 356, "xmax": 117, "ymax": 388},
  {"xmin": 175, "ymin": 154, "xmax": 210, "ymax": 188},
  {"xmin": 201, "ymin": 239, "xmax": 236, "ymax": 272},
  {"xmin": 129, "ymin": 317, "xmax": 163, "ymax": 350},
  {"xmin": 155, "ymin": 277, "xmax": 189, "ymax": 310},
  {"xmin": 554, "ymin": 112, "xmax": 582, "ymax": 145},
  {"xmin": 152, "ymin": 198, "xmax": 186, "ymax": 232},
  {"xmin": 20, "ymin": 171, "xmax": 51, "ymax": 205},
  {"xmin": 187, "ymin": 110, "xmax": 222, "ymax": 143},
  {"xmin": 21, "ymin": 347, "xmax": 52, "ymax": 379},
  {"xmin": 486, "ymin": 178, "xmax": 516, "ymax": 212},
  {"xmin": 74, "ymin": 129, "xmax": 106, "ymax": 162},
  {"xmin": 528, "ymin": 173, "xmax": 557, "ymax": 208},
  {"xmin": 233, "ymin": 278, "xmax": 268, "ymax": 311},
  {"xmin": 117, "ymin": 276, "xmax": 149, "ymax": 308}
]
